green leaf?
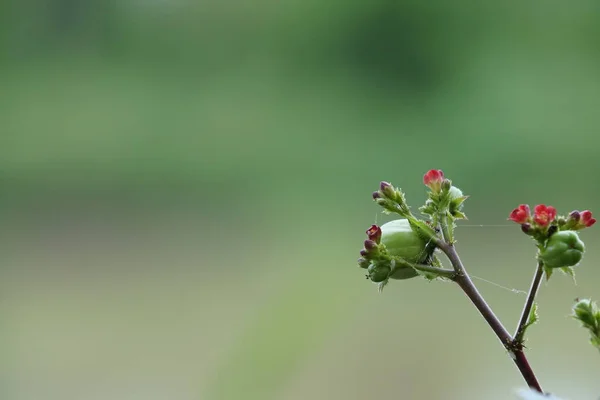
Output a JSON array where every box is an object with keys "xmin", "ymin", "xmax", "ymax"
[
  {"xmin": 525, "ymin": 302, "xmax": 539, "ymax": 329},
  {"xmin": 560, "ymin": 266, "xmax": 576, "ymax": 284}
]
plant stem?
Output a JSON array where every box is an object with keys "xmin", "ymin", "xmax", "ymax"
[
  {"xmin": 439, "ymin": 212, "xmax": 453, "ymax": 244},
  {"xmin": 412, "ymin": 263, "xmax": 456, "ymax": 279},
  {"xmin": 436, "ymin": 240, "xmax": 544, "ymax": 393},
  {"xmin": 514, "ymin": 260, "xmax": 544, "ymax": 344}
]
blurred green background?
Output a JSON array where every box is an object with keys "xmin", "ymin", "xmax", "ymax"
[{"xmin": 1, "ymin": 1, "xmax": 599, "ymax": 399}]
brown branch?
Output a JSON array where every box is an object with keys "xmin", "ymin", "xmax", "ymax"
[{"xmin": 435, "ymin": 239, "xmax": 544, "ymax": 393}]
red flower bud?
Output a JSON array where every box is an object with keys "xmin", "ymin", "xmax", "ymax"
[
  {"xmin": 533, "ymin": 204, "xmax": 557, "ymax": 227},
  {"xmin": 423, "ymin": 169, "xmax": 445, "ymax": 193},
  {"xmin": 508, "ymin": 204, "xmax": 530, "ymax": 224},
  {"xmin": 366, "ymin": 224, "xmax": 382, "ymax": 244},
  {"xmin": 580, "ymin": 210, "xmax": 596, "ymax": 228}
]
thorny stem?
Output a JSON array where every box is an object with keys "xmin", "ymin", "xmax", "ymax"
[
  {"xmin": 434, "ymin": 238, "xmax": 544, "ymax": 393},
  {"xmin": 514, "ymin": 260, "xmax": 545, "ymax": 344}
]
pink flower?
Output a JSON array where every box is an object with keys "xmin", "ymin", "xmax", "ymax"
[
  {"xmin": 533, "ymin": 204, "xmax": 557, "ymax": 227},
  {"xmin": 580, "ymin": 210, "xmax": 596, "ymax": 228},
  {"xmin": 423, "ymin": 169, "xmax": 445, "ymax": 193},
  {"xmin": 508, "ymin": 204, "xmax": 530, "ymax": 224}
]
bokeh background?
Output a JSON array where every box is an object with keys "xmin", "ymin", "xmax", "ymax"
[{"xmin": 1, "ymin": 1, "xmax": 599, "ymax": 399}]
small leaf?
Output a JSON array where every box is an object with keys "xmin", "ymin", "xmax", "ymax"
[
  {"xmin": 516, "ymin": 303, "xmax": 539, "ymax": 342},
  {"xmin": 452, "ymin": 210, "xmax": 468, "ymax": 220},
  {"xmin": 452, "ymin": 195, "xmax": 470, "ymax": 207},
  {"xmin": 544, "ymin": 266, "xmax": 553, "ymax": 281},
  {"xmin": 377, "ymin": 279, "xmax": 389, "ymax": 293},
  {"xmin": 526, "ymin": 302, "xmax": 539, "ymax": 328},
  {"xmin": 560, "ymin": 267, "xmax": 576, "ymax": 284}
]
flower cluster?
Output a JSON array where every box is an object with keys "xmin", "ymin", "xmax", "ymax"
[
  {"xmin": 358, "ymin": 169, "xmax": 465, "ymax": 288},
  {"xmin": 508, "ymin": 204, "xmax": 596, "ymax": 233},
  {"xmin": 508, "ymin": 203, "xmax": 595, "ymax": 273},
  {"xmin": 509, "ymin": 204, "xmax": 556, "ymax": 227},
  {"xmin": 509, "ymin": 204, "xmax": 595, "ymax": 230},
  {"xmin": 419, "ymin": 169, "xmax": 468, "ymax": 223},
  {"xmin": 355, "ymin": 168, "xmax": 597, "ymax": 394},
  {"xmin": 567, "ymin": 210, "xmax": 597, "ymax": 229}
]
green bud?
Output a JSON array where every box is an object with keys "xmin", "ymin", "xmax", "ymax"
[
  {"xmin": 448, "ymin": 186, "xmax": 463, "ymax": 200},
  {"xmin": 572, "ymin": 298, "xmax": 598, "ymax": 328},
  {"xmin": 442, "ymin": 179, "xmax": 452, "ymax": 191},
  {"xmin": 540, "ymin": 231, "xmax": 585, "ymax": 269},
  {"xmin": 367, "ymin": 263, "xmax": 391, "ymax": 283},
  {"xmin": 572, "ymin": 298, "xmax": 600, "ymax": 351},
  {"xmin": 448, "ymin": 186, "xmax": 468, "ymax": 219},
  {"xmin": 379, "ymin": 181, "xmax": 396, "ymax": 200},
  {"xmin": 357, "ymin": 257, "xmax": 370, "ymax": 269}
]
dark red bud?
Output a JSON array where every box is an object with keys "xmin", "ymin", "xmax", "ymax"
[
  {"xmin": 379, "ymin": 181, "xmax": 395, "ymax": 199},
  {"xmin": 360, "ymin": 249, "xmax": 368, "ymax": 257},
  {"xmin": 521, "ymin": 223, "xmax": 532, "ymax": 234},
  {"xmin": 366, "ymin": 224, "xmax": 382, "ymax": 244},
  {"xmin": 364, "ymin": 239, "xmax": 378, "ymax": 251},
  {"xmin": 569, "ymin": 210, "xmax": 581, "ymax": 222},
  {"xmin": 372, "ymin": 191, "xmax": 381, "ymax": 200}
]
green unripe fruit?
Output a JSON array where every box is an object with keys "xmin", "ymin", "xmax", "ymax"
[
  {"xmin": 380, "ymin": 219, "xmax": 434, "ymax": 280},
  {"xmin": 380, "ymin": 219, "xmax": 433, "ymax": 262},
  {"xmin": 540, "ymin": 231, "xmax": 585, "ymax": 269},
  {"xmin": 389, "ymin": 264, "xmax": 419, "ymax": 280},
  {"xmin": 367, "ymin": 263, "xmax": 391, "ymax": 283}
]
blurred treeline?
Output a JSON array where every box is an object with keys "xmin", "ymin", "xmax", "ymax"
[{"xmin": 2, "ymin": 0, "xmax": 600, "ymax": 212}]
